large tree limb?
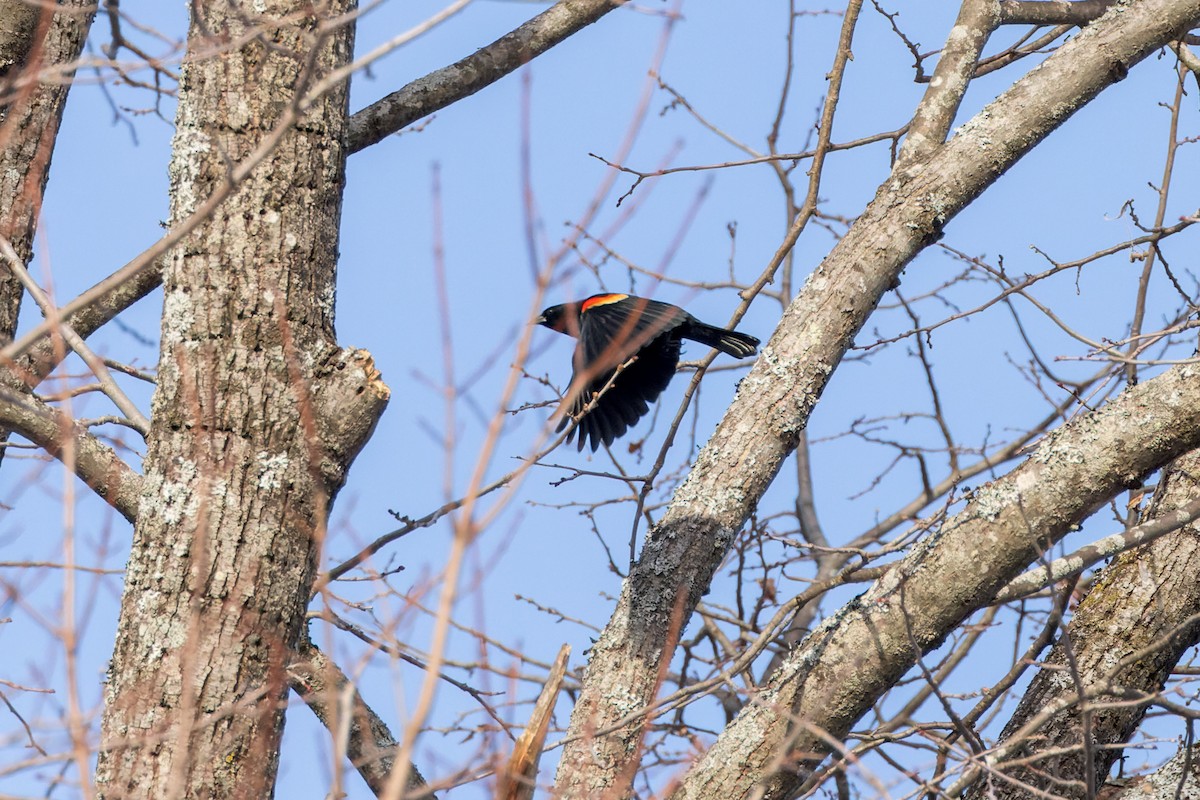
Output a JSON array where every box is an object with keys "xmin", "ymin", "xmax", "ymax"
[
  {"xmin": 963, "ymin": 450, "xmax": 1200, "ymax": 800},
  {"xmin": 552, "ymin": 1, "xmax": 1200, "ymax": 797},
  {"xmin": 94, "ymin": 2, "xmax": 368, "ymax": 794},
  {"xmin": 674, "ymin": 363, "xmax": 1200, "ymax": 799},
  {"xmin": 999, "ymin": 0, "xmax": 1114, "ymax": 26}
]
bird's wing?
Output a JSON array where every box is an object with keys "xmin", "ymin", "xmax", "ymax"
[
  {"xmin": 578, "ymin": 297, "xmax": 688, "ymax": 372},
  {"xmin": 562, "ymin": 328, "xmax": 683, "ymax": 452}
]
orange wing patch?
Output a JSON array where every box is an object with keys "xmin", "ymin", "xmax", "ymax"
[{"xmin": 581, "ymin": 293, "xmax": 629, "ymax": 313}]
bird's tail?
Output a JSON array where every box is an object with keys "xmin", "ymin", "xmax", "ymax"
[{"xmin": 685, "ymin": 322, "xmax": 760, "ymax": 358}]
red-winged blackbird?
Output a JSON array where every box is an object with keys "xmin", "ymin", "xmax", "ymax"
[{"xmin": 536, "ymin": 293, "xmax": 760, "ymax": 451}]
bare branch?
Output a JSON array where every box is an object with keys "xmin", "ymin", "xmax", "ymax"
[
  {"xmin": 897, "ymin": 0, "xmax": 1000, "ymax": 165},
  {"xmin": 680, "ymin": 359, "xmax": 1200, "ymax": 800},
  {"xmin": 347, "ymin": 0, "xmax": 629, "ymax": 153},
  {"xmin": 289, "ymin": 632, "xmax": 434, "ymax": 799},
  {"xmin": 964, "ymin": 449, "xmax": 1200, "ymax": 800},
  {"xmin": 0, "ymin": 385, "xmax": 141, "ymax": 519},
  {"xmin": 998, "ymin": 0, "xmax": 1116, "ymax": 26}
]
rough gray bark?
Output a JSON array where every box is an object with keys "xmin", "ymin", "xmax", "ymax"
[
  {"xmin": 1106, "ymin": 745, "xmax": 1200, "ymax": 800},
  {"xmin": 0, "ymin": 0, "xmax": 41, "ymax": 81},
  {"xmin": 0, "ymin": 0, "xmax": 644, "ymax": 789},
  {"xmin": 966, "ymin": 451, "xmax": 1200, "ymax": 800},
  {"xmin": 999, "ymin": 0, "xmax": 1115, "ymax": 25},
  {"xmin": 93, "ymin": 2, "xmax": 387, "ymax": 797},
  {"xmin": 552, "ymin": 1, "xmax": 1200, "ymax": 797}
]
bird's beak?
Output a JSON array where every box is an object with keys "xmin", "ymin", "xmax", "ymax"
[{"xmin": 533, "ymin": 314, "xmax": 547, "ymax": 326}]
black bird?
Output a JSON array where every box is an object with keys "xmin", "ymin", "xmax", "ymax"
[{"xmin": 535, "ymin": 293, "xmax": 759, "ymax": 451}]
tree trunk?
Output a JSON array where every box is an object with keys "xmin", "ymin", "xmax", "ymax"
[
  {"xmin": 95, "ymin": 2, "xmax": 367, "ymax": 797},
  {"xmin": 0, "ymin": 0, "xmax": 95, "ymax": 462}
]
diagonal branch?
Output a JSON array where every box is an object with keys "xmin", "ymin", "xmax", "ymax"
[
  {"xmin": 897, "ymin": 0, "xmax": 1000, "ymax": 165},
  {"xmin": 290, "ymin": 632, "xmax": 434, "ymax": 799},
  {"xmin": 1, "ymin": 238, "xmax": 150, "ymax": 434},
  {"xmin": 0, "ymin": 0, "xmax": 96, "ymax": 464},
  {"xmin": 963, "ymin": 449, "xmax": 1200, "ymax": 800},
  {"xmin": 0, "ymin": 386, "xmax": 141, "ymax": 520},
  {"xmin": 347, "ymin": 0, "xmax": 628, "ymax": 153}
]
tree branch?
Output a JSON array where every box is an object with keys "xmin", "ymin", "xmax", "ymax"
[
  {"xmin": 0, "ymin": 386, "xmax": 141, "ymax": 520},
  {"xmin": 346, "ymin": 0, "xmax": 628, "ymax": 153},
  {"xmin": 0, "ymin": 0, "xmax": 96, "ymax": 462},
  {"xmin": 964, "ymin": 449, "xmax": 1200, "ymax": 800},
  {"xmin": 998, "ymin": 0, "xmax": 1115, "ymax": 26},
  {"xmin": 290, "ymin": 632, "xmax": 434, "ymax": 799},
  {"xmin": 897, "ymin": 0, "xmax": 1000, "ymax": 164},
  {"xmin": 993, "ymin": 491, "xmax": 1200, "ymax": 603}
]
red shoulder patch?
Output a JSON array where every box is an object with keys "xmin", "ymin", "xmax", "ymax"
[{"xmin": 581, "ymin": 293, "xmax": 630, "ymax": 313}]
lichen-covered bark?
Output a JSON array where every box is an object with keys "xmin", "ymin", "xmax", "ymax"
[
  {"xmin": 673, "ymin": 363, "xmax": 1200, "ymax": 800},
  {"xmin": 95, "ymin": 2, "xmax": 364, "ymax": 797},
  {"xmin": 553, "ymin": 1, "xmax": 1200, "ymax": 797},
  {"xmin": 967, "ymin": 450, "xmax": 1200, "ymax": 800},
  {"xmin": 1107, "ymin": 745, "xmax": 1200, "ymax": 800}
]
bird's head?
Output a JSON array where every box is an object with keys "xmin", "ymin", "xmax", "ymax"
[{"xmin": 534, "ymin": 302, "xmax": 583, "ymax": 336}]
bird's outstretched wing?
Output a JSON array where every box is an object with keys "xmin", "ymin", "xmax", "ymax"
[
  {"xmin": 578, "ymin": 295, "xmax": 688, "ymax": 371},
  {"xmin": 560, "ymin": 334, "xmax": 683, "ymax": 452},
  {"xmin": 558, "ymin": 297, "xmax": 688, "ymax": 451}
]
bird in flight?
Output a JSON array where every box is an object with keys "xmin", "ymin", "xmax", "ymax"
[{"xmin": 536, "ymin": 293, "xmax": 760, "ymax": 451}]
